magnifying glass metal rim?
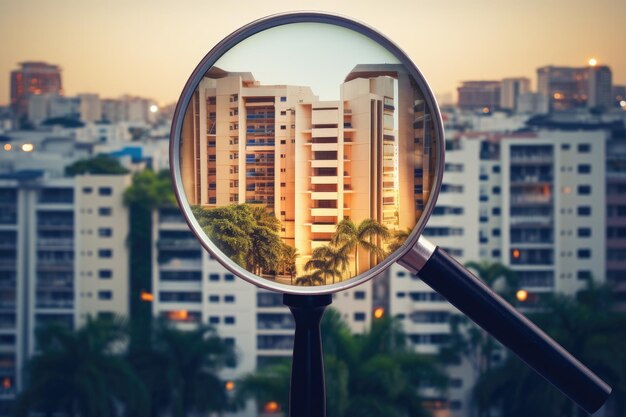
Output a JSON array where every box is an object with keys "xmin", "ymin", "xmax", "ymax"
[{"xmin": 169, "ymin": 11, "xmax": 445, "ymax": 295}]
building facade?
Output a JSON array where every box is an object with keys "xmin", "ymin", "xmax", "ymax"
[{"xmin": 0, "ymin": 173, "xmax": 130, "ymax": 415}]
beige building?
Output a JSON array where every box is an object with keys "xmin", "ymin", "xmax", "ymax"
[{"xmin": 181, "ymin": 65, "xmax": 435, "ymax": 280}]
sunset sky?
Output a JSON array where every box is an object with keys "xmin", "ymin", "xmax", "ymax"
[{"xmin": 1, "ymin": 0, "xmax": 624, "ymax": 106}]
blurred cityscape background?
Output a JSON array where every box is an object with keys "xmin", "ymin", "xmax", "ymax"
[{"xmin": 0, "ymin": 1, "xmax": 625, "ymax": 417}]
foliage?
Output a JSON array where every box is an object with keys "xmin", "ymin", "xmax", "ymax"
[
  {"xmin": 65, "ymin": 154, "xmax": 129, "ymax": 176},
  {"xmin": 439, "ymin": 261, "xmax": 518, "ymax": 380},
  {"xmin": 237, "ymin": 309, "xmax": 446, "ymax": 417},
  {"xmin": 472, "ymin": 282, "xmax": 626, "ymax": 417},
  {"xmin": 304, "ymin": 245, "xmax": 350, "ymax": 285},
  {"xmin": 15, "ymin": 317, "xmax": 148, "ymax": 417},
  {"xmin": 124, "ymin": 169, "xmax": 176, "ymax": 350},
  {"xmin": 193, "ymin": 204, "xmax": 283, "ymax": 274},
  {"xmin": 332, "ymin": 219, "xmax": 390, "ymax": 276},
  {"xmin": 129, "ymin": 319, "xmax": 237, "ymax": 417}
]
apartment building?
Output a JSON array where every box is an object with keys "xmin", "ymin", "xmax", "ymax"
[
  {"xmin": 180, "ymin": 65, "xmax": 436, "ymax": 279},
  {"xmin": 151, "ymin": 206, "xmax": 375, "ymax": 416},
  {"xmin": 387, "ymin": 129, "xmax": 608, "ymax": 416},
  {"xmin": 0, "ymin": 172, "xmax": 130, "ymax": 415}
]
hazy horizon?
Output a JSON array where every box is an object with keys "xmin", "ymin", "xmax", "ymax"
[{"xmin": 0, "ymin": 0, "xmax": 624, "ymax": 105}]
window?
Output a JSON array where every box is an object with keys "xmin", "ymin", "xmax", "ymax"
[
  {"xmin": 82, "ymin": 187, "xmax": 93, "ymax": 194},
  {"xmin": 224, "ymin": 316, "xmax": 236, "ymax": 325},
  {"xmin": 353, "ymin": 312, "xmax": 366, "ymax": 321},
  {"xmin": 396, "ymin": 292, "xmax": 406, "ymax": 298},
  {"xmin": 577, "ymin": 185, "xmax": 591, "ymax": 195},
  {"xmin": 561, "ymin": 144, "xmax": 571, "ymax": 150},
  {"xmin": 577, "ymin": 228, "xmax": 591, "ymax": 237},
  {"xmin": 577, "ymin": 144, "xmax": 591, "ymax": 153},
  {"xmin": 492, "ymin": 228, "xmax": 501, "ymax": 237},
  {"xmin": 208, "ymin": 295, "xmax": 219, "ymax": 303},
  {"xmin": 280, "ymin": 96, "xmax": 287, "ymax": 102},
  {"xmin": 280, "ymin": 111, "xmax": 286, "ymax": 116},
  {"xmin": 209, "ymin": 316, "xmax": 220, "ymax": 324},
  {"xmin": 98, "ymin": 249, "xmax": 112, "ymax": 258},
  {"xmin": 578, "ymin": 164, "xmax": 591, "ymax": 174},
  {"xmin": 209, "ymin": 274, "xmax": 219, "ymax": 282},
  {"xmin": 492, "ymin": 249, "xmax": 501, "ymax": 257},
  {"xmin": 224, "ymin": 295, "xmax": 235, "ymax": 303},
  {"xmin": 577, "ymin": 270, "xmax": 592, "ymax": 280},
  {"xmin": 492, "ymin": 165, "xmax": 501, "ymax": 173},
  {"xmin": 577, "ymin": 249, "xmax": 591, "ymax": 259},
  {"xmin": 396, "ymin": 271, "xmax": 406, "ymax": 277},
  {"xmin": 98, "ymin": 228, "xmax": 112, "ymax": 237},
  {"xmin": 492, "ymin": 186, "xmax": 501, "ymax": 194},
  {"xmin": 98, "ymin": 207, "xmax": 112, "ymax": 216},
  {"xmin": 98, "ymin": 187, "xmax": 112, "ymax": 196},
  {"xmin": 224, "ymin": 274, "xmax": 235, "ymax": 282},
  {"xmin": 99, "ymin": 269, "xmax": 112, "ymax": 279},
  {"xmin": 354, "ymin": 291, "xmax": 366, "ymax": 300},
  {"xmin": 577, "ymin": 206, "xmax": 591, "ymax": 216},
  {"xmin": 280, "ymin": 125, "xmax": 286, "ymax": 130},
  {"xmin": 492, "ymin": 207, "xmax": 501, "ymax": 215},
  {"xmin": 98, "ymin": 291, "xmax": 112, "ymax": 300}
]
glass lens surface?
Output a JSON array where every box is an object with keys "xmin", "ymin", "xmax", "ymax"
[{"xmin": 177, "ymin": 22, "xmax": 439, "ymax": 287}]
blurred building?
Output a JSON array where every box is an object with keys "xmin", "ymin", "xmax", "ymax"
[
  {"xmin": 457, "ymin": 81, "xmax": 501, "ymax": 112},
  {"xmin": 0, "ymin": 172, "xmax": 130, "ymax": 414},
  {"xmin": 500, "ymin": 77, "xmax": 531, "ymax": 112},
  {"xmin": 613, "ymin": 85, "xmax": 626, "ymax": 107},
  {"xmin": 387, "ymin": 129, "xmax": 609, "ymax": 416},
  {"xmin": 537, "ymin": 64, "xmax": 613, "ymax": 112},
  {"xmin": 150, "ymin": 206, "xmax": 374, "ymax": 417},
  {"xmin": 10, "ymin": 62, "xmax": 63, "ymax": 122}
]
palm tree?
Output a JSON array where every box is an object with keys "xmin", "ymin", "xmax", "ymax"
[
  {"xmin": 304, "ymin": 245, "xmax": 350, "ymax": 284},
  {"xmin": 386, "ymin": 227, "xmax": 413, "ymax": 254},
  {"xmin": 236, "ymin": 360, "xmax": 291, "ymax": 414},
  {"xmin": 331, "ymin": 219, "xmax": 390, "ymax": 277},
  {"xmin": 15, "ymin": 317, "xmax": 149, "ymax": 417},
  {"xmin": 473, "ymin": 283, "xmax": 626, "ymax": 417},
  {"xmin": 295, "ymin": 270, "xmax": 325, "ymax": 286},
  {"xmin": 237, "ymin": 309, "xmax": 447, "ymax": 417},
  {"xmin": 129, "ymin": 319, "xmax": 237, "ymax": 417},
  {"xmin": 279, "ymin": 244, "xmax": 299, "ymax": 284}
]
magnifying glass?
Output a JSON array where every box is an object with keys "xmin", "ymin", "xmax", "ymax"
[{"xmin": 169, "ymin": 12, "xmax": 611, "ymax": 416}]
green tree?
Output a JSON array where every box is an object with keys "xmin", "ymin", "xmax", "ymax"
[
  {"xmin": 386, "ymin": 228, "xmax": 413, "ymax": 254},
  {"xmin": 473, "ymin": 283, "xmax": 626, "ymax": 417},
  {"xmin": 15, "ymin": 317, "xmax": 148, "ymax": 417},
  {"xmin": 193, "ymin": 204, "xmax": 284, "ymax": 275},
  {"xmin": 65, "ymin": 154, "xmax": 129, "ymax": 176},
  {"xmin": 237, "ymin": 309, "xmax": 447, "ymax": 417},
  {"xmin": 439, "ymin": 261, "xmax": 518, "ymax": 416},
  {"xmin": 124, "ymin": 170, "xmax": 176, "ymax": 349},
  {"xmin": 331, "ymin": 219, "xmax": 390, "ymax": 277},
  {"xmin": 129, "ymin": 320, "xmax": 237, "ymax": 417},
  {"xmin": 304, "ymin": 245, "xmax": 350, "ymax": 285},
  {"xmin": 278, "ymin": 244, "xmax": 299, "ymax": 284}
]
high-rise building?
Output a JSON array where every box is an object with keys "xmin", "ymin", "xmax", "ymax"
[
  {"xmin": 10, "ymin": 62, "xmax": 63, "ymax": 121},
  {"xmin": 457, "ymin": 81, "xmax": 501, "ymax": 112},
  {"xmin": 537, "ymin": 64, "xmax": 613, "ymax": 112},
  {"xmin": 150, "ymin": 206, "xmax": 376, "ymax": 417},
  {"xmin": 78, "ymin": 93, "xmax": 102, "ymax": 123},
  {"xmin": 587, "ymin": 65, "xmax": 613, "ymax": 110},
  {"xmin": 0, "ymin": 172, "xmax": 130, "ymax": 414},
  {"xmin": 500, "ymin": 78, "xmax": 531, "ymax": 111},
  {"xmin": 180, "ymin": 66, "xmax": 435, "ymax": 278},
  {"xmin": 387, "ymin": 129, "xmax": 608, "ymax": 416}
]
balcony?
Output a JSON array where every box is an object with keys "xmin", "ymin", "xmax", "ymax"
[
  {"xmin": 510, "ymin": 195, "xmax": 552, "ymax": 205},
  {"xmin": 37, "ymin": 238, "xmax": 73, "ymax": 249},
  {"xmin": 157, "ymin": 239, "xmax": 200, "ymax": 250}
]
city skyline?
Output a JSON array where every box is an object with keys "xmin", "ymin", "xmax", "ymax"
[{"xmin": 1, "ymin": 0, "xmax": 625, "ymax": 106}]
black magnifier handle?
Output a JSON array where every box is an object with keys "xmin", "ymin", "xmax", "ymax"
[
  {"xmin": 283, "ymin": 294, "xmax": 332, "ymax": 417},
  {"xmin": 399, "ymin": 236, "xmax": 612, "ymax": 415}
]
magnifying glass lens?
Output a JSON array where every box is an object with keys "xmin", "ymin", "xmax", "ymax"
[{"xmin": 177, "ymin": 22, "xmax": 439, "ymax": 289}]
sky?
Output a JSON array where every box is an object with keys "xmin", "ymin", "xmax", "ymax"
[
  {"xmin": 0, "ymin": 0, "xmax": 624, "ymax": 106},
  {"xmin": 215, "ymin": 23, "xmax": 399, "ymax": 101}
]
